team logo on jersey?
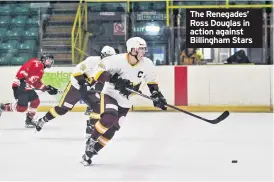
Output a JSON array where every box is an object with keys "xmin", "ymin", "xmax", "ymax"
[
  {"xmin": 98, "ymin": 63, "xmax": 106, "ymax": 69},
  {"xmin": 28, "ymin": 76, "xmax": 40, "ymax": 83},
  {"xmin": 80, "ymin": 64, "xmax": 87, "ymax": 71},
  {"xmin": 34, "ymin": 60, "xmax": 40, "ymax": 67},
  {"xmin": 137, "ymin": 71, "xmax": 143, "ymax": 78},
  {"xmin": 20, "ymin": 70, "xmax": 28, "ymax": 77}
]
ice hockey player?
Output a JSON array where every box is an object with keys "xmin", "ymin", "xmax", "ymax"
[
  {"xmin": 0, "ymin": 55, "xmax": 58, "ymax": 128},
  {"xmin": 35, "ymin": 46, "xmax": 116, "ymax": 132},
  {"xmin": 84, "ymin": 47, "xmax": 120, "ymax": 116},
  {"xmin": 81, "ymin": 37, "xmax": 167, "ymax": 166},
  {"xmin": 84, "ymin": 47, "xmax": 120, "ymax": 138}
]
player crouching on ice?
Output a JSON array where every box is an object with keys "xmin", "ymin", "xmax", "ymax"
[
  {"xmin": 0, "ymin": 55, "xmax": 58, "ymax": 128},
  {"xmin": 35, "ymin": 46, "xmax": 117, "ymax": 132},
  {"xmin": 81, "ymin": 37, "xmax": 167, "ymax": 166}
]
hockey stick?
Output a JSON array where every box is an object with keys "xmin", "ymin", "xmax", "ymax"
[
  {"xmin": 125, "ymin": 88, "xmax": 229, "ymax": 124},
  {"xmin": 31, "ymin": 88, "xmax": 101, "ymax": 94},
  {"xmin": 30, "ymin": 88, "xmax": 64, "ymax": 94}
]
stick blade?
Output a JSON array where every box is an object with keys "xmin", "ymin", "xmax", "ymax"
[{"xmin": 209, "ymin": 111, "xmax": 230, "ymax": 124}]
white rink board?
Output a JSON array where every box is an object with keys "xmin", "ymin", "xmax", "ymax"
[
  {"xmin": 0, "ymin": 65, "xmax": 272, "ymax": 108},
  {"xmin": 0, "ymin": 67, "xmax": 20, "ymax": 103},
  {"xmin": 187, "ymin": 66, "xmax": 211, "ymax": 105},
  {"xmin": 187, "ymin": 65, "xmax": 272, "ymax": 106},
  {"xmin": 130, "ymin": 66, "xmax": 174, "ymax": 106}
]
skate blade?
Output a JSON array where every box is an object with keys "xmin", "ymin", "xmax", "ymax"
[
  {"xmin": 80, "ymin": 160, "xmax": 91, "ymax": 166},
  {"xmin": 25, "ymin": 125, "xmax": 36, "ymax": 128}
]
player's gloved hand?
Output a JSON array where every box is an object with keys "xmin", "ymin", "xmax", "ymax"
[
  {"xmin": 78, "ymin": 79, "xmax": 98, "ymax": 106},
  {"xmin": 151, "ymin": 91, "xmax": 167, "ymax": 110},
  {"xmin": 18, "ymin": 79, "xmax": 26, "ymax": 92},
  {"xmin": 110, "ymin": 73, "xmax": 119, "ymax": 83},
  {"xmin": 46, "ymin": 85, "xmax": 58, "ymax": 95},
  {"xmin": 114, "ymin": 78, "xmax": 134, "ymax": 97},
  {"xmin": 79, "ymin": 81, "xmax": 89, "ymax": 101}
]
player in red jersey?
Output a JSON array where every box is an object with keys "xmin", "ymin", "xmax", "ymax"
[{"xmin": 0, "ymin": 55, "xmax": 58, "ymax": 128}]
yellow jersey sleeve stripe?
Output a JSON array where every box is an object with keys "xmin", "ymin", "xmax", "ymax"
[
  {"xmin": 72, "ymin": 72, "xmax": 83, "ymax": 77},
  {"xmin": 147, "ymin": 82, "xmax": 158, "ymax": 85},
  {"xmin": 94, "ymin": 71, "xmax": 104, "ymax": 81}
]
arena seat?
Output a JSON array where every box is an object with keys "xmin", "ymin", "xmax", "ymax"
[
  {"xmin": 0, "ymin": 3, "xmax": 40, "ymax": 65},
  {"xmin": 0, "ymin": 16, "xmax": 10, "ymax": 27},
  {"xmin": 18, "ymin": 40, "xmax": 36, "ymax": 52},
  {"xmin": 0, "ymin": 5, "xmax": 11, "ymax": 16},
  {"xmin": 26, "ymin": 16, "xmax": 39, "ymax": 27},
  {"xmin": 0, "ymin": 40, "xmax": 18, "ymax": 52},
  {"xmin": 0, "ymin": 28, "xmax": 7, "ymax": 41},
  {"xmin": 6, "ymin": 27, "xmax": 23, "ymax": 40},
  {"xmin": 12, "ymin": 5, "xmax": 30, "ymax": 16},
  {"xmin": 22, "ymin": 27, "xmax": 39, "ymax": 40},
  {"xmin": 10, "ymin": 16, "xmax": 27, "ymax": 27},
  {"xmin": 0, "ymin": 57, "xmax": 10, "ymax": 65},
  {"xmin": 0, "ymin": 52, "xmax": 14, "ymax": 65},
  {"xmin": 11, "ymin": 56, "xmax": 28, "ymax": 65}
]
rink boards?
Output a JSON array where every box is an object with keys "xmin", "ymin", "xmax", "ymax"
[{"xmin": 0, "ymin": 65, "xmax": 272, "ymax": 112}]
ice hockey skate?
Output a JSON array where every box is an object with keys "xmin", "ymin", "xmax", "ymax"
[
  {"xmin": 81, "ymin": 137, "xmax": 98, "ymax": 166},
  {"xmin": 35, "ymin": 117, "xmax": 47, "ymax": 131},
  {"xmin": 0, "ymin": 103, "xmax": 4, "ymax": 117},
  {"xmin": 81, "ymin": 154, "xmax": 92, "ymax": 166},
  {"xmin": 85, "ymin": 119, "xmax": 95, "ymax": 138},
  {"xmin": 85, "ymin": 107, "xmax": 92, "ymax": 115},
  {"xmin": 25, "ymin": 113, "xmax": 37, "ymax": 128}
]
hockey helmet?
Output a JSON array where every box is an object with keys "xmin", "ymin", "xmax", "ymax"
[
  {"xmin": 100, "ymin": 46, "xmax": 116, "ymax": 58},
  {"xmin": 126, "ymin": 37, "xmax": 147, "ymax": 53},
  {"xmin": 41, "ymin": 54, "xmax": 54, "ymax": 68}
]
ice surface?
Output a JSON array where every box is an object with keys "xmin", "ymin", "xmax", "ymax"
[{"xmin": 0, "ymin": 112, "xmax": 272, "ymax": 181}]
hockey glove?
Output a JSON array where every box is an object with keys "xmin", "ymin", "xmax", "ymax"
[
  {"xmin": 114, "ymin": 78, "xmax": 134, "ymax": 98},
  {"xmin": 79, "ymin": 82, "xmax": 89, "ymax": 101},
  {"xmin": 18, "ymin": 79, "xmax": 27, "ymax": 92},
  {"xmin": 46, "ymin": 85, "xmax": 58, "ymax": 95},
  {"xmin": 78, "ymin": 81, "xmax": 97, "ymax": 106},
  {"xmin": 151, "ymin": 91, "xmax": 167, "ymax": 110},
  {"xmin": 110, "ymin": 73, "xmax": 119, "ymax": 83}
]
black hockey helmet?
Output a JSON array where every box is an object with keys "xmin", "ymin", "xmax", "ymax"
[{"xmin": 41, "ymin": 54, "xmax": 54, "ymax": 68}]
